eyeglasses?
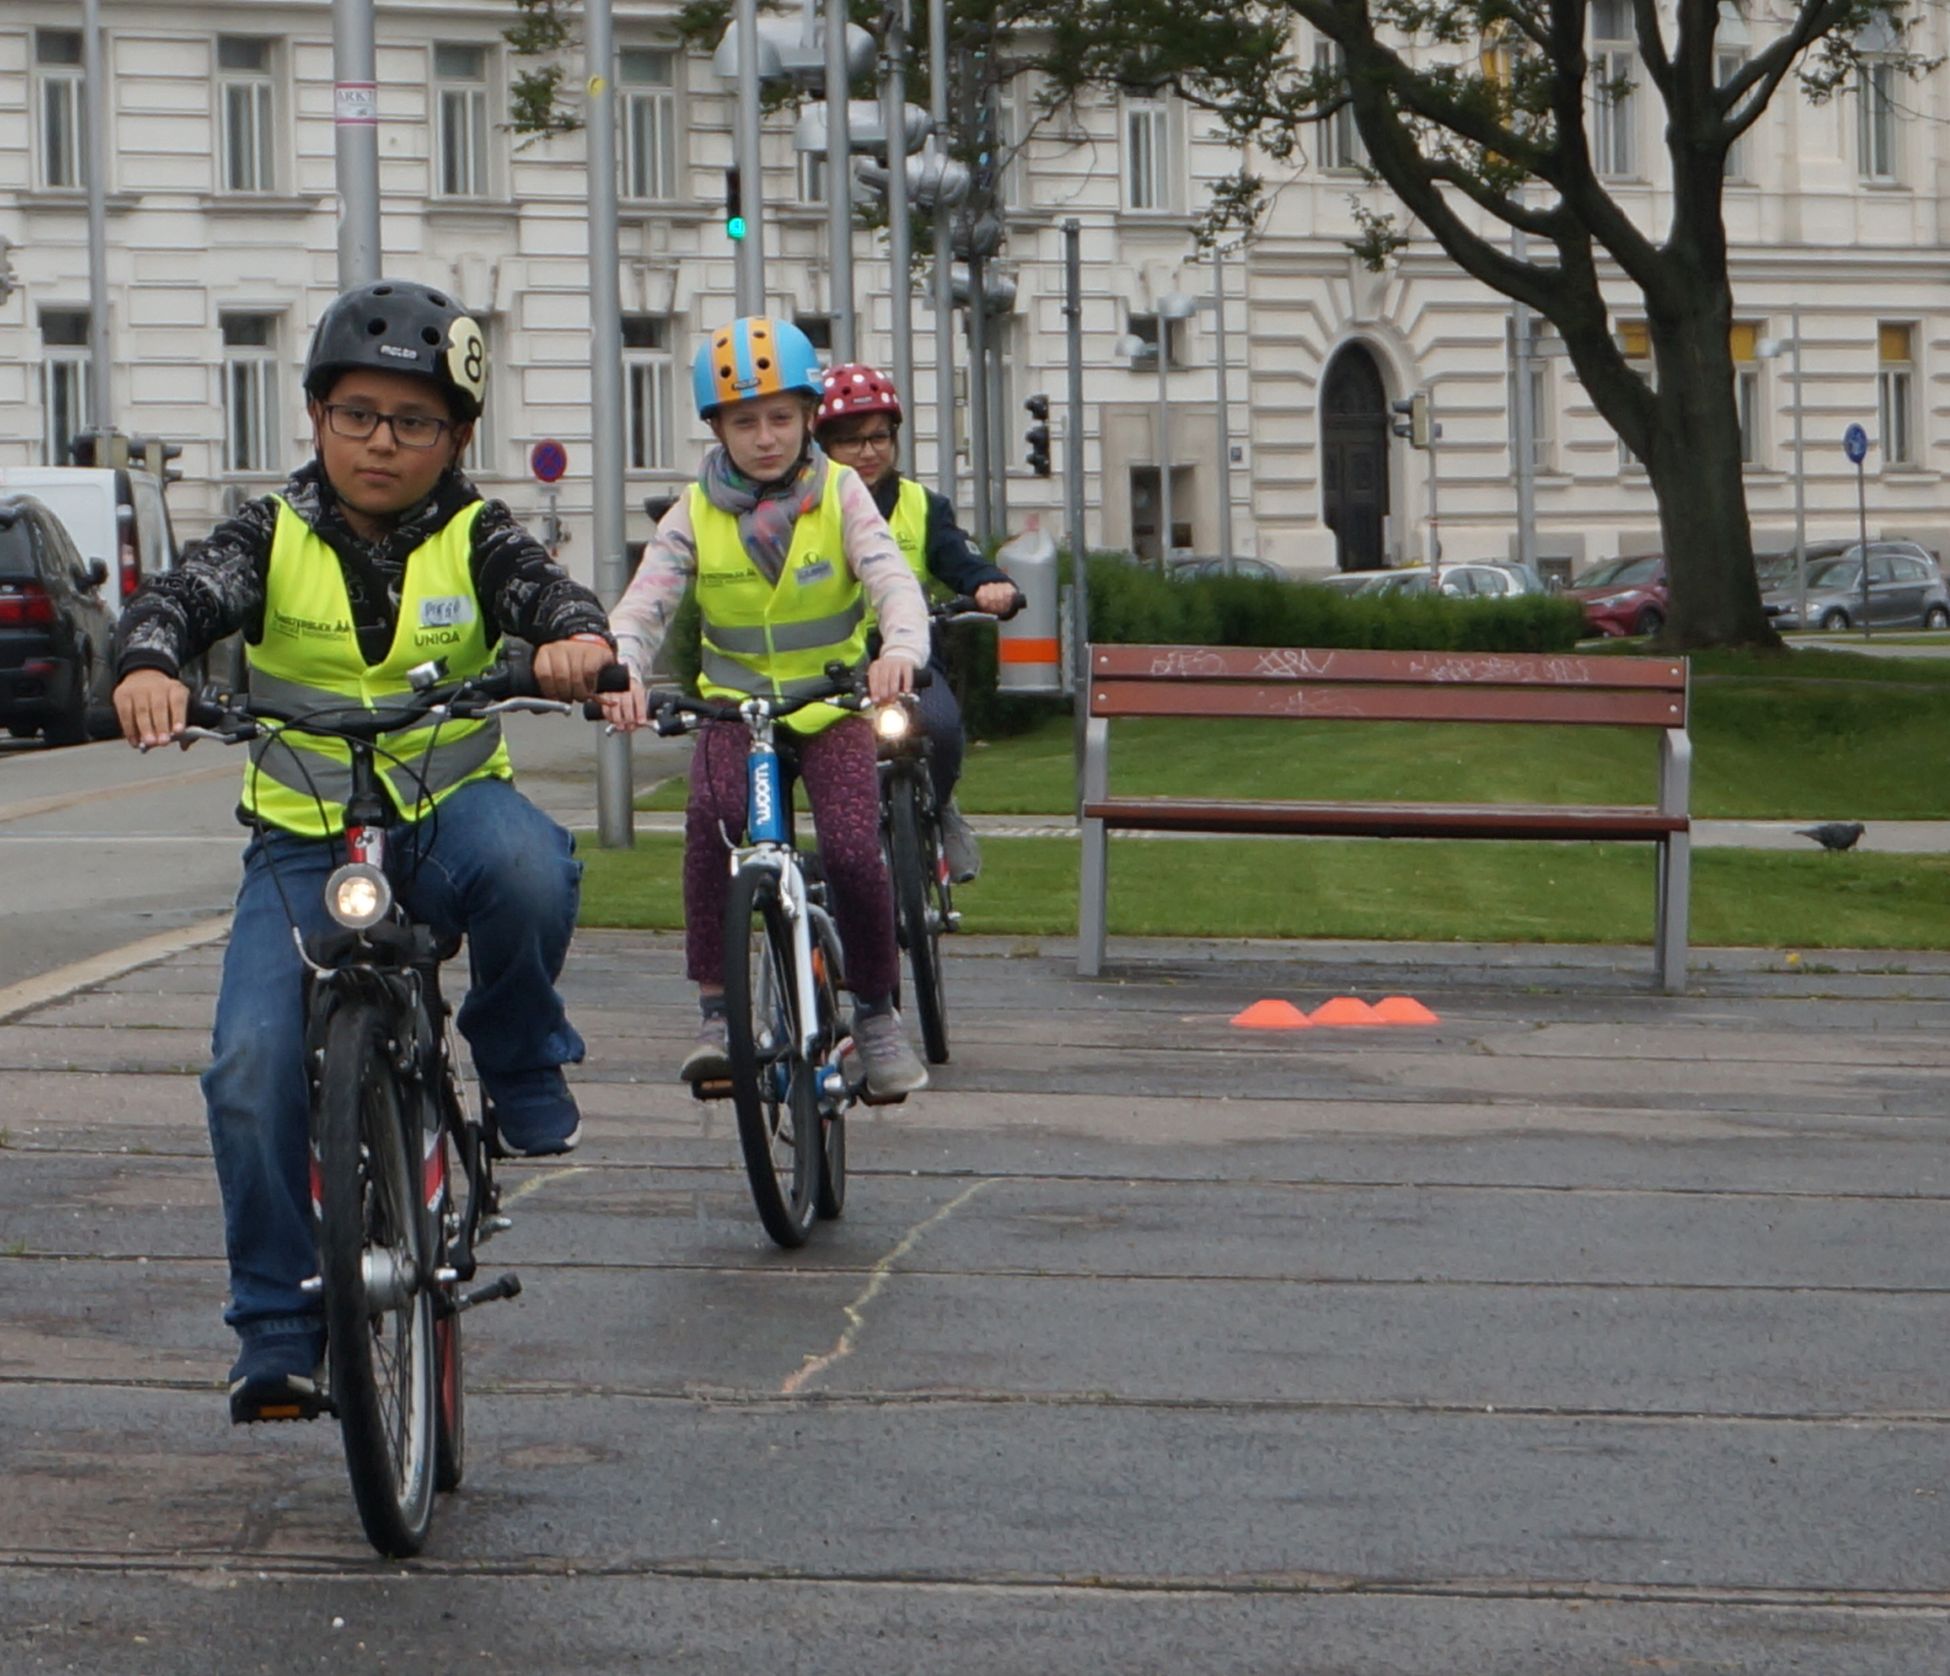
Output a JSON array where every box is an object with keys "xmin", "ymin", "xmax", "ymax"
[
  {"xmin": 322, "ymin": 403, "xmax": 453, "ymax": 450},
  {"xmin": 826, "ymin": 428, "xmax": 898, "ymax": 454}
]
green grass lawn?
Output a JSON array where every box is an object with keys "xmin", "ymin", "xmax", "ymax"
[
  {"xmin": 592, "ymin": 647, "xmax": 1950, "ymax": 949},
  {"xmin": 577, "ymin": 833, "xmax": 1950, "ymax": 950}
]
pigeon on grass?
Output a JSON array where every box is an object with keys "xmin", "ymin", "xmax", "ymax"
[{"xmin": 1795, "ymin": 821, "xmax": 1865, "ymax": 852}]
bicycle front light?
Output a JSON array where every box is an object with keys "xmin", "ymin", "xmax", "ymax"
[
  {"xmin": 325, "ymin": 862, "xmax": 393, "ymax": 931},
  {"xmin": 875, "ymin": 703, "xmax": 912, "ymax": 742}
]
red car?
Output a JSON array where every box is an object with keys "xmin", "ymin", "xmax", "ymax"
[{"xmin": 1563, "ymin": 554, "xmax": 1669, "ymax": 638}]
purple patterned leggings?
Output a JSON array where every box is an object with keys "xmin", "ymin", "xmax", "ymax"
[{"xmin": 682, "ymin": 714, "xmax": 897, "ymax": 1002}]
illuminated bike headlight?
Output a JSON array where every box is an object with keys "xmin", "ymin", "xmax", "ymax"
[
  {"xmin": 325, "ymin": 863, "xmax": 393, "ymax": 931},
  {"xmin": 874, "ymin": 703, "xmax": 912, "ymax": 742}
]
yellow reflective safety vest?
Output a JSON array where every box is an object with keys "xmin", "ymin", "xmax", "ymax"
[
  {"xmin": 886, "ymin": 478, "xmax": 932, "ymax": 589},
  {"xmin": 692, "ymin": 466, "xmax": 868, "ymax": 736},
  {"xmin": 241, "ymin": 497, "xmax": 512, "ymax": 836}
]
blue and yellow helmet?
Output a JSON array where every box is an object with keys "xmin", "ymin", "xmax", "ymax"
[{"xmin": 692, "ymin": 317, "xmax": 824, "ymax": 418}]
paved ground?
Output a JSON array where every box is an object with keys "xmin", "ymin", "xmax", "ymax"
[{"xmin": 3, "ymin": 926, "xmax": 1949, "ymax": 1672}]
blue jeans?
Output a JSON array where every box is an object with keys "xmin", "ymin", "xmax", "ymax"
[
  {"xmin": 201, "ymin": 777, "xmax": 584, "ymax": 1343},
  {"xmin": 915, "ymin": 664, "xmax": 964, "ymax": 806}
]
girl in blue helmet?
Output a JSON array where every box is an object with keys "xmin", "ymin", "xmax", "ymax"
[{"xmin": 603, "ymin": 317, "xmax": 933, "ymax": 1098}]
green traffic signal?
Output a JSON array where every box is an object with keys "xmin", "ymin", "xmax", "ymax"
[{"xmin": 727, "ymin": 214, "xmax": 748, "ymax": 240}]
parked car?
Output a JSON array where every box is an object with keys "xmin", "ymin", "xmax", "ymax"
[
  {"xmin": 1357, "ymin": 562, "xmax": 1549, "ymax": 599},
  {"xmin": 1563, "ymin": 554, "xmax": 1669, "ymax": 637},
  {"xmin": 0, "ymin": 461, "xmax": 179, "ymax": 618},
  {"xmin": 1166, "ymin": 556, "xmax": 1285, "ymax": 583},
  {"xmin": 1761, "ymin": 540, "xmax": 1950, "ymax": 631},
  {"xmin": 0, "ymin": 494, "xmax": 116, "ymax": 746}
]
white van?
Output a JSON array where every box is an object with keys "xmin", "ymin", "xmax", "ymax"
[{"xmin": 0, "ymin": 463, "xmax": 178, "ymax": 619}]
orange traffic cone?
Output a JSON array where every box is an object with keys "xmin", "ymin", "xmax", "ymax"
[
  {"xmin": 1230, "ymin": 998, "xmax": 1313, "ymax": 1030},
  {"xmin": 1309, "ymin": 996, "xmax": 1382, "ymax": 1027},
  {"xmin": 1373, "ymin": 995, "xmax": 1440, "ymax": 1025}
]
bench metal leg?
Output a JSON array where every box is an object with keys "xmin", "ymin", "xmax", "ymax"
[
  {"xmin": 1654, "ymin": 832, "xmax": 1692, "ymax": 994},
  {"xmin": 1078, "ymin": 816, "xmax": 1108, "ymax": 977}
]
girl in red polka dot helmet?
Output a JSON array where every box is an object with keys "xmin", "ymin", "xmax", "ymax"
[{"xmin": 816, "ymin": 362, "xmax": 904, "ymax": 435}]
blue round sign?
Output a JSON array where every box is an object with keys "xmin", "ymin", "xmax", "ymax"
[
  {"xmin": 1842, "ymin": 423, "xmax": 1869, "ymax": 465},
  {"xmin": 529, "ymin": 439, "xmax": 569, "ymax": 484}
]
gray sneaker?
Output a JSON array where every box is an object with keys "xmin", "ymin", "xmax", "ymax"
[
  {"xmin": 940, "ymin": 797, "xmax": 982, "ymax": 883},
  {"xmin": 680, "ymin": 1014, "xmax": 730, "ymax": 1083},
  {"xmin": 853, "ymin": 1007, "xmax": 929, "ymax": 1097}
]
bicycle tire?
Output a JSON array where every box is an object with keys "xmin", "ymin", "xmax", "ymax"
[
  {"xmin": 316, "ymin": 998, "xmax": 437, "ymax": 1557},
  {"xmin": 890, "ymin": 773, "xmax": 950, "ymax": 1064},
  {"xmin": 812, "ymin": 923, "xmax": 847, "ymax": 1221},
  {"xmin": 431, "ymin": 1124, "xmax": 465, "ymax": 1493},
  {"xmin": 723, "ymin": 865, "xmax": 822, "ymax": 1247}
]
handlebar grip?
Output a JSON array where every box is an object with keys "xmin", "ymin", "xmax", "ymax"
[
  {"xmin": 185, "ymin": 689, "xmax": 232, "ymax": 729},
  {"xmin": 596, "ymin": 661, "xmax": 631, "ymax": 694}
]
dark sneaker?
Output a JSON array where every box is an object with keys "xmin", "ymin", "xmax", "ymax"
[
  {"xmin": 680, "ymin": 1014, "xmax": 731, "ymax": 1084},
  {"xmin": 228, "ymin": 1330, "xmax": 332, "ymax": 1425},
  {"xmin": 855, "ymin": 1008, "xmax": 929, "ymax": 1097},
  {"xmin": 481, "ymin": 1066, "xmax": 581, "ymax": 1158},
  {"xmin": 940, "ymin": 798, "xmax": 982, "ymax": 883}
]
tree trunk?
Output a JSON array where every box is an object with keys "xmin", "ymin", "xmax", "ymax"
[{"xmin": 1642, "ymin": 298, "xmax": 1782, "ymax": 649}]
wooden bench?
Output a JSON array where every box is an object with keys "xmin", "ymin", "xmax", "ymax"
[{"xmin": 1077, "ymin": 643, "xmax": 1693, "ymax": 992}]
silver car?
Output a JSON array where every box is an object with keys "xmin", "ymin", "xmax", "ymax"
[
  {"xmin": 1359, "ymin": 562, "xmax": 1548, "ymax": 599},
  {"xmin": 1762, "ymin": 540, "xmax": 1950, "ymax": 631}
]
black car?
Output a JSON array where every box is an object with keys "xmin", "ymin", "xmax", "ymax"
[{"xmin": 0, "ymin": 494, "xmax": 115, "ymax": 745}]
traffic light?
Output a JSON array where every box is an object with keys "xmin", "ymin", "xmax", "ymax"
[
  {"xmin": 136, "ymin": 435, "xmax": 184, "ymax": 483},
  {"xmin": 724, "ymin": 165, "xmax": 747, "ymax": 241},
  {"xmin": 1023, "ymin": 393, "xmax": 1051, "ymax": 477},
  {"xmin": 1390, "ymin": 390, "xmax": 1432, "ymax": 449}
]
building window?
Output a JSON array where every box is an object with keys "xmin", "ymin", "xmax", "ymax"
[
  {"xmin": 798, "ymin": 149, "xmax": 827, "ymax": 204},
  {"xmin": 622, "ymin": 316, "xmax": 673, "ymax": 472},
  {"xmin": 1589, "ymin": 0, "xmax": 1637, "ymax": 178},
  {"xmin": 36, "ymin": 29, "xmax": 85, "ymax": 191},
  {"xmin": 1508, "ymin": 320, "xmax": 1554, "ymax": 473},
  {"xmin": 1878, "ymin": 322, "xmax": 1914, "ymax": 467},
  {"xmin": 218, "ymin": 37, "xmax": 277, "ymax": 192},
  {"xmin": 1125, "ymin": 313, "xmax": 1183, "ymax": 372},
  {"xmin": 1857, "ymin": 59, "xmax": 1899, "ymax": 183},
  {"xmin": 1314, "ymin": 40, "xmax": 1365, "ymax": 171},
  {"xmin": 1124, "ymin": 95, "xmax": 1173, "ymax": 211},
  {"xmin": 1618, "ymin": 318, "xmax": 1652, "ymax": 470},
  {"xmin": 1730, "ymin": 322, "xmax": 1761, "ymax": 465},
  {"xmin": 1717, "ymin": 48, "xmax": 1749, "ymax": 180},
  {"xmin": 42, "ymin": 310, "xmax": 92, "ymax": 465},
  {"xmin": 792, "ymin": 314, "xmax": 834, "ymax": 355},
  {"xmin": 619, "ymin": 48, "xmax": 677, "ymax": 201},
  {"xmin": 222, "ymin": 314, "xmax": 281, "ymax": 476},
  {"xmin": 435, "ymin": 42, "xmax": 492, "ymax": 198}
]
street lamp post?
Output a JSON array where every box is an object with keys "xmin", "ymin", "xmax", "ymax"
[
  {"xmin": 1759, "ymin": 308, "xmax": 1808, "ymax": 629},
  {"xmin": 1211, "ymin": 248, "xmax": 1236, "ymax": 576},
  {"xmin": 1131, "ymin": 293, "xmax": 1197, "ymax": 566}
]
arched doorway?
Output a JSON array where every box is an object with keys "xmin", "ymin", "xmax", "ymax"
[{"xmin": 1321, "ymin": 344, "xmax": 1389, "ymax": 571}]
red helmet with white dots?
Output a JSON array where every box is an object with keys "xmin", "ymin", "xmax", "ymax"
[{"xmin": 815, "ymin": 362, "xmax": 904, "ymax": 434}]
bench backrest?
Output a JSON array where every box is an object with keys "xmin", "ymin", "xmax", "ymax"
[{"xmin": 1087, "ymin": 645, "xmax": 1689, "ymax": 729}]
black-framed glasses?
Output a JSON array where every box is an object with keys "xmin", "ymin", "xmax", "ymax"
[
  {"xmin": 323, "ymin": 403, "xmax": 452, "ymax": 450},
  {"xmin": 826, "ymin": 428, "xmax": 898, "ymax": 453}
]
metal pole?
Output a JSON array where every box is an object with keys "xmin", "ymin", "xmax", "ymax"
[
  {"xmin": 1156, "ymin": 327, "xmax": 1172, "ymax": 566},
  {"xmin": 824, "ymin": 0, "xmax": 855, "ymax": 362},
  {"xmin": 885, "ymin": 2, "xmax": 914, "ymax": 473},
  {"xmin": 988, "ymin": 319, "xmax": 1008, "ymax": 536},
  {"xmin": 928, "ymin": 0, "xmax": 956, "ymax": 504},
  {"xmin": 732, "ymin": 0, "xmax": 765, "ymax": 311},
  {"xmin": 1511, "ymin": 224, "xmax": 1537, "ymax": 576},
  {"xmin": 331, "ymin": 0, "xmax": 381, "ymax": 287},
  {"xmin": 81, "ymin": 0, "xmax": 112, "ymax": 433},
  {"xmin": 968, "ymin": 253, "xmax": 992, "ymax": 547},
  {"xmin": 1791, "ymin": 304, "xmax": 1807, "ymax": 632},
  {"xmin": 1063, "ymin": 221, "xmax": 1089, "ymax": 797},
  {"xmin": 586, "ymin": 0, "xmax": 633, "ymax": 846},
  {"xmin": 1212, "ymin": 246, "xmax": 1235, "ymax": 576},
  {"xmin": 1856, "ymin": 454, "xmax": 1871, "ymax": 640}
]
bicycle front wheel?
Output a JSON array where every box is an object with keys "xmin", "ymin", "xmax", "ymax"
[
  {"xmin": 890, "ymin": 774, "xmax": 950, "ymax": 1064},
  {"xmin": 316, "ymin": 998, "xmax": 438, "ymax": 1557},
  {"xmin": 723, "ymin": 865, "xmax": 823, "ymax": 1247}
]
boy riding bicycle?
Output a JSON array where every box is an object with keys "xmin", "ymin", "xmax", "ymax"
[
  {"xmin": 813, "ymin": 363, "xmax": 1018, "ymax": 882},
  {"xmin": 600, "ymin": 317, "xmax": 932, "ymax": 1100},
  {"xmin": 110, "ymin": 278, "xmax": 616, "ymax": 1423}
]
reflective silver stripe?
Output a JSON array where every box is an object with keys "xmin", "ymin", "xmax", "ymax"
[
  {"xmin": 381, "ymin": 719, "xmax": 506, "ymax": 806},
  {"xmin": 245, "ymin": 666, "xmax": 349, "ymax": 717},
  {"xmin": 701, "ymin": 599, "xmax": 866, "ymax": 657},
  {"xmin": 698, "ymin": 650, "xmax": 850, "ymax": 701},
  {"xmin": 247, "ymin": 730, "xmax": 357, "ymax": 809}
]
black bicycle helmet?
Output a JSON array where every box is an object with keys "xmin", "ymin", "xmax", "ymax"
[{"xmin": 303, "ymin": 278, "xmax": 487, "ymax": 422}]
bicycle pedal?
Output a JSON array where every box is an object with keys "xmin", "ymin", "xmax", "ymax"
[
  {"xmin": 690, "ymin": 1075, "xmax": 734, "ymax": 1102},
  {"xmin": 837, "ymin": 1047, "xmax": 909, "ymax": 1108},
  {"xmin": 455, "ymin": 1272, "xmax": 522, "ymax": 1312}
]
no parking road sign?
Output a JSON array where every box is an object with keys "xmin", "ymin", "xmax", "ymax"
[
  {"xmin": 529, "ymin": 439, "xmax": 569, "ymax": 484},
  {"xmin": 1842, "ymin": 423, "xmax": 1869, "ymax": 465}
]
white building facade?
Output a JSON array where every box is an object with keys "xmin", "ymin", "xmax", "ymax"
[{"xmin": 2, "ymin": 1, "xmax": 1947, "ymax": 586}]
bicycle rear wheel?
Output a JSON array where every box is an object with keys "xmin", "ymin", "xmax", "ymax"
[
  {"xmin": 723, "ymin": 864, "xmax": 822, "ymax": 1247},
  {"xmin": 316, "ymin": 998, "xmax": 437, "ymax": 1557},
  {"xmin": 430, "ymin": 1121, "xmax": 466, "ymax": 1493},
  {"xmin": 812, "ymin": 920, "xmax": 847, "ymax": 1221},
  {"xmin": 890, "ymin": 775, "xmax": 950, "ymax": 1064}
]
